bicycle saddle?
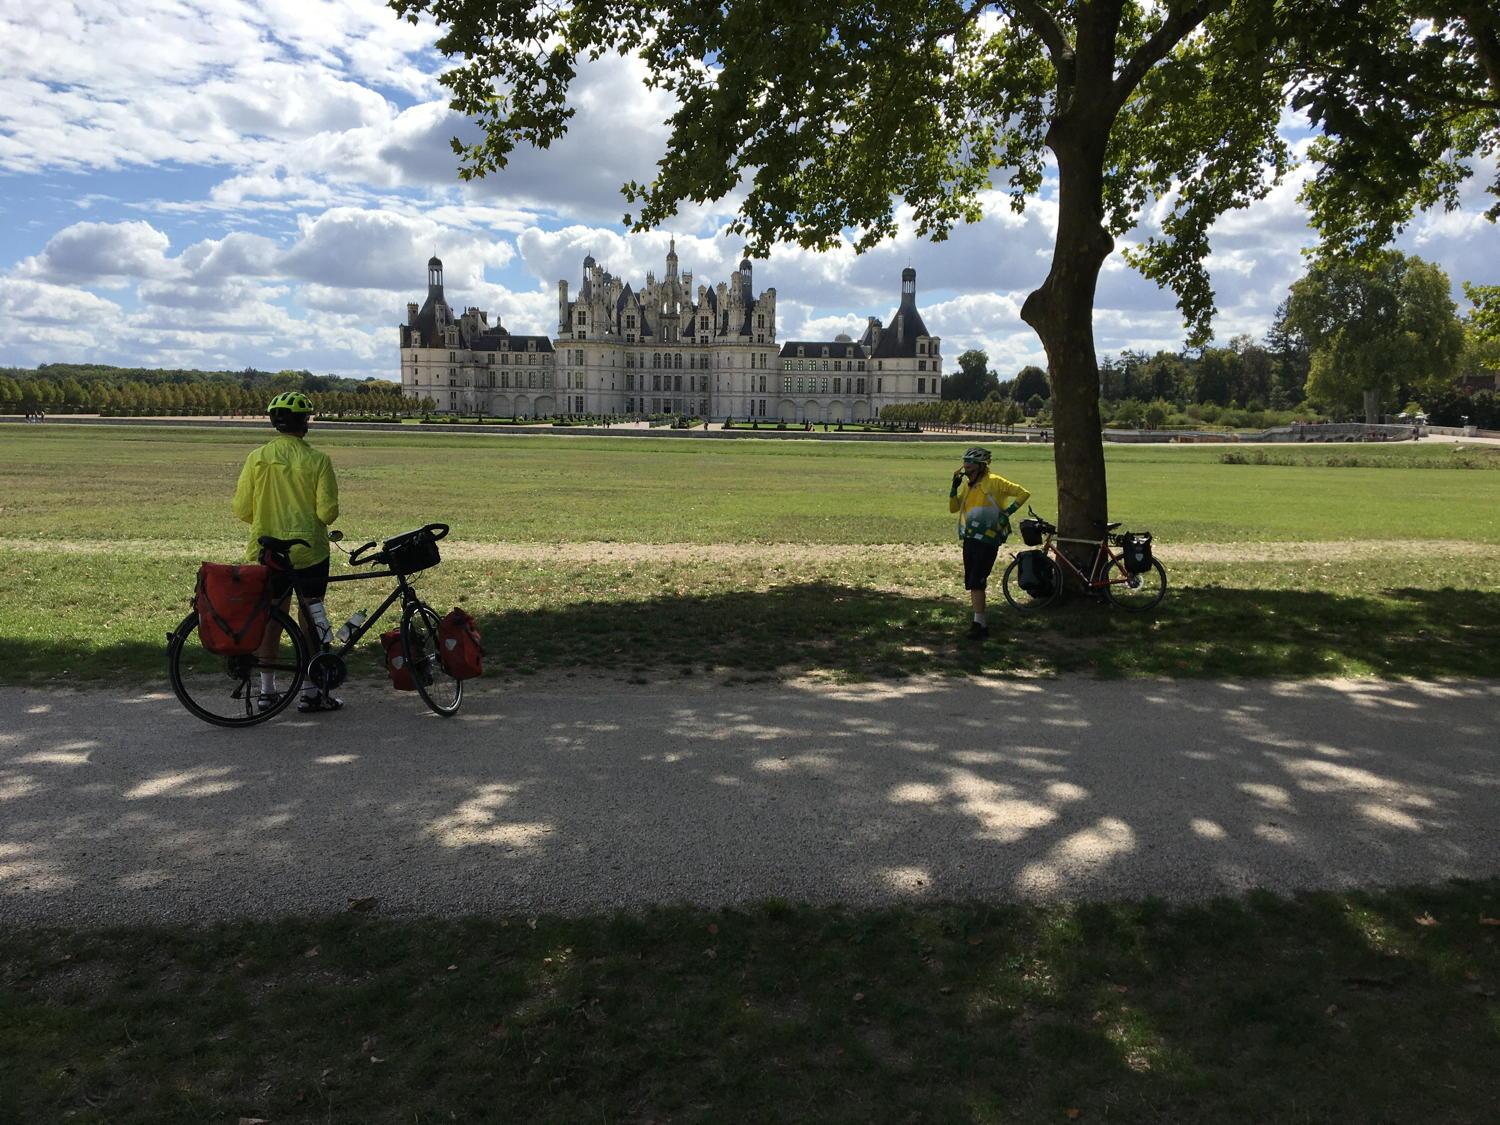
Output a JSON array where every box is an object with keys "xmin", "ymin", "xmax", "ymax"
[{"xmin": 1092, "ymin": 520, "xmax": 1122, "ymax": 531}]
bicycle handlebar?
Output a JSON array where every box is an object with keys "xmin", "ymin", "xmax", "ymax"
[
  {"xmin": 343, "ymin": 523, "xmax": 450, "ymax": 568},
  {"xmin": 347, "ymin": 539, "xmax": 381, "ymax": 567}
]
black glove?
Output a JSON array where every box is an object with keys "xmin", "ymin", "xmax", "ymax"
[{"xmin": 950, "ymin": 471, "xmax": 963, "ymax": 497}]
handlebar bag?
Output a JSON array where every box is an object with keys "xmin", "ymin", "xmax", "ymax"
[
  {"xmin": 437, "ymin": 607, "xmax": 485, "ymax": 680},
  {"xmin": 1121, "ymin": 532, "xmax": 1154, "ymax": 575},
  {"xmin": 382, "ymin": 527, "xmax": 442, "ymax": 575},
  {"xmin": 194, "ymin": 563, "xmax": 272, "ymax": 655},
  {"xmin": 381, "ymin": 628, "xmax": 416, "ymax": 691},
  {"xmin": 1018, "ymin": 518, "xmax": 1045, "ymax": 547},
  {"xmin": 1015, "ymin": 549, "xmax": 1055, "ymax": 598}
]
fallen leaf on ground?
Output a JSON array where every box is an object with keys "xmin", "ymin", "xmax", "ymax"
[
  {"xmin": 347, "ymin": 896, "xmax": 378, "ymax": 912},
  {"xmin": 303, "ymin": 947, "xmax": 319, "ymax": 959},
  {"xmin": 1415, "ymin": 913, "xmax": 1438, "ymax": 927},
  {"xmin": 1066, "ymin": 1110, "xmax": 1082, "ymax": 1120},
  {"xmin": 1480, "ymin": 916, "xmax": 1500, "ymax": 926}
]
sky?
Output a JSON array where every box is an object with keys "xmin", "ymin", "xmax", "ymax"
[{"xmin": 1, "ymin": 0, "xmax": 1496, "ymax": 381}]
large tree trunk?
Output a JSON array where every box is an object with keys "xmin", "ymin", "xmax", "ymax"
[
  {"xmin": 1362, "ymin": 386, "xmax": 1380, "ymax": 424},
  {"xmin": 1020, "ymin": 132, "xmax": 1114, "ymax": 565}
]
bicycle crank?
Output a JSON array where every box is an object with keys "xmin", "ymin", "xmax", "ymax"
[{"xmin": 307, "ymin": 652, "xmax": 348, "ymax": 690}]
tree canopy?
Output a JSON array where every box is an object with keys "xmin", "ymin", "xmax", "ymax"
[
  {"xmin": 1461, "ymin": 282, "xmax": 1500, "ymax": 373},
  {"xmin": 1285, "ymin": 252, "xmax": 1465, "ymax": 421},
  {"xmin": 942, "ymin": 350, "xmax": 1001, "ymax": 401},
  {"xmin": 393, "ymin": 0, "xmax": 1498, "ymax": 535},
  {"xmin": 1013, "ymin": 365, "xmax": 1051, "ymax": 403}
]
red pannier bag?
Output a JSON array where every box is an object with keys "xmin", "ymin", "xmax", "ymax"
[
  {"xmin": 381, "ymin": 628, "xmax": 415, "ymax": 691},
  {"xmin": 194, "ymin": 563, "xmax": 271, "ymax": 655},
  {"xmin": 437, "ymin": 607, "xmax": 485, "ymax": 680}
]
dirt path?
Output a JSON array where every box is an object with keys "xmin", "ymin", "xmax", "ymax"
[{"xmin": 2, "ymin": 676, "xmax": 1496, "ymax": 924}]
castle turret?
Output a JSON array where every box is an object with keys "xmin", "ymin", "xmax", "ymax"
[{"xmin": 427, "ymin": 256, "xmax": 445, "ymax": 302}]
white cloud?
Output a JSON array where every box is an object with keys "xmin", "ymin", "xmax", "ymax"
[{"xmin": 16, "ymin": 221, "xmax": 175, "ymax": 287}]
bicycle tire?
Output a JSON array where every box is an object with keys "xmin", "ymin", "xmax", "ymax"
[
  {"xmin": 402, "ymin": 601, "xmax": 462, "ymax": 717},
  {"xmin": 1104, "ymin": 557, "xmax": 1168, "ymax": 612},
  {"xmin": 1001, "ymin": 552, "xmax": 1063, "ymax": 612},
  {"xmin": 167, "ymin": 606, "xmax": 308, "ymax": 727}
]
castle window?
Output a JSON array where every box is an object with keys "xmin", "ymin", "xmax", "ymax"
[
  {"xmin": 577, "ymin": 312, "xmax": 586, "ymax": 324},
  {"xmin": 797, "ymin": 346, "xmax": 804, "ymax": 357},
  {"xmin": 918, "ymin": 360, "xmax": 927, "ymax": 371},
  {"xmin": 858, "ymin": 361, "xmax": 866, "ymax": 371},
  {"xmin": 834, "ymin": 378, "xmax": 841, "ymax": 394},
  {"xmin": 858, "ymin": 378, "xmax": 867, "ymax": 394},
  {"xmin": 820, "ymin": 378, "xmax": 829, "ymax": 394},
  {"xmin": 783, "ymin": 376, "xmax": 792, "ymax": 392},
  {"xmin": 918, "ymin": 378, "xmax": 926, "ymax": 394}
]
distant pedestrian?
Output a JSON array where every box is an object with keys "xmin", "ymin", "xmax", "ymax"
[{"xmin": 949, "ymin": 447, "xmax": 1030, "ymax": 640}]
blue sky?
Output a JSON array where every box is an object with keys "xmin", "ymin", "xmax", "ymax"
[{"xmin": 2, "ymin": 0, "xmax": 1495, "ymax": 380}]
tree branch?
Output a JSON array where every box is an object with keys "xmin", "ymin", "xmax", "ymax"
[
  {"xmin": 1112, "ymin": 0, "xmax": 1225, "ymax": 108},
  {"xmin": 1001, "ymin": 0, "xmax": 1072, "ymax": 65}
]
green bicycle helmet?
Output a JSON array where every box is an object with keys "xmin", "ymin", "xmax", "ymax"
[
  {"xmin": 267, "ymin": 390, "xmax": 314, "ymax": 433},
  {"xmin": 962, "ymin": 446, "xmax": 992, "ymax": 465}
]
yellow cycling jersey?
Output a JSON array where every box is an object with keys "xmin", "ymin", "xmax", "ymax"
[
  {"xmin": 949, "ymin": 471, "xmax": 1031, "ymax": 542},
  {"xmin": 231, "ymin": 434, "xmax": 339, "ymax": 568}
]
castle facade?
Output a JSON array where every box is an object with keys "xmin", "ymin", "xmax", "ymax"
[{"xmin": 399, "ymin": 243, "xmax": 942, "ymax": 421}]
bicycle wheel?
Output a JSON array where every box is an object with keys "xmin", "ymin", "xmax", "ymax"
[
  {"xmin": 167, "ymin": 607, "xmax": 307, "ymax": 727},
  {"xmin": 402, "ymin": 601, "xmax": 462, "ymax": 716},
  {"xmin": 1001, "ymin": 552, "xmax": 1062, "ymax": 612},
  {"xmin": 1104, "ymin": 557, "xmax": 1168, "ymax": 612}
]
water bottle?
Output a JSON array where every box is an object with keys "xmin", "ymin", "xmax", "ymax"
[{"xmin": 335, "ymin": 610, "xmax": 368, "ymax": 645}]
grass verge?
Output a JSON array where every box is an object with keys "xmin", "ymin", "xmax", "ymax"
[
  {"xmin": 5, "ymin": 550, "xmax": 1498, "ymax": 683},
  {"xmin": 3, "ymin": 882, "xmax": 1498, "ymax": 1123}
]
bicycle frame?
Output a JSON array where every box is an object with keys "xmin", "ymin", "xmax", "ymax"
[
  {"xmin": 1042, "ymin": 531, "xmax": 1132, "ymax": 592},
  {"xmin": 321, "ymin": 567, "xmax": 423, "ymax": 656}
]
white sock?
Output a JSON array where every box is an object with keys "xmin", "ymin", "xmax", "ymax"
[
  {"xmin": 259, "ymin": 672, "xmax": 277, "ymax": 694},
  {"xmin": 974, "ymin": 613, "xmax": 987, "ymax": 626}
]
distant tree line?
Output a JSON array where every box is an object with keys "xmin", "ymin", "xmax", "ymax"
[
  {"xmin": 0, "ymin": 364, "xmax": 420, "ymax": 418},
  {"xmin": 932, "ymin": 255, "xmax": 1499, "ymax": 429}
]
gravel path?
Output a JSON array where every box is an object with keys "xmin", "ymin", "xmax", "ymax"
[{"xmin": 2, "ymin": 676, "xmax": 1496, "ymax": 925}]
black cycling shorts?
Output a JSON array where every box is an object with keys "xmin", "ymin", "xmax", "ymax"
[
  {"xmin": 271, "ymin": 557, "xmax": 330, "ymax": 602},
  {"xmin": 962, "ymin": 539, "xmax": 1001, "ymax": 591}
]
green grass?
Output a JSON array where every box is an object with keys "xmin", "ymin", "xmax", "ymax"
[
  {"xmin": 4, "ymin": 424, "xmax": 1499, "ymax": 684},
  {"xmin": 4, "ymin": 882, "xmax": 1498, "ymax": 1123}
]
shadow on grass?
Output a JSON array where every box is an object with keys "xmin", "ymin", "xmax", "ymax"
[
  {"xmin": 4, "ymin": 882, "xmax": 1498, "ymax": 1123},
  {"xmin": 7, "ymin": 582, "xmax": 1500, "ymax": 684},
  {"xmin": 483, "ymin": 581, "xmax": 1500, "ymax": 680}
]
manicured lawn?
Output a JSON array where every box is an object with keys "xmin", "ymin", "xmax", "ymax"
[
  {"xmin": 3, "ymin": 882, "xmax": 1498, "ymax": 1123},
  {"xmin": 3, "ymin": 424, "xmax": 1499, "ymax": 683}
]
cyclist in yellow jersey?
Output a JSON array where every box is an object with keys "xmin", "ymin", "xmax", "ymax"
[
  {"xmin": 232, "ymin": 391, "xmax": 342, "ymax": 712},
  {"xmin": 949, "ymin": 447, "xmax": 1030, "ymax": 640}
]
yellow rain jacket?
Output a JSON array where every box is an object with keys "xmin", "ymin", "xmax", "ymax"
[
  {"xmin": 949, "ymin": 470, "xmax": 1030, "ymax": 543},
  {"xmin": 232, "ymin": 434, "xmax": 339, "ymax": 568}
]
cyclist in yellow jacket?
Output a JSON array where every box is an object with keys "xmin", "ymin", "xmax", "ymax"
[
  {"xmin": 949, "ymin": 447, "xmax": 1030, "ymax": 640},
  {"xmin": 232, "ymin": 391, "xmax": 341, "ymax": 713}
]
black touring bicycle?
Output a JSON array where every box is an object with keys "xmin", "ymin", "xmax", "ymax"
[{"xmin": 167, "ymin": 524, "xmax": 472, "ymax": 727}]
